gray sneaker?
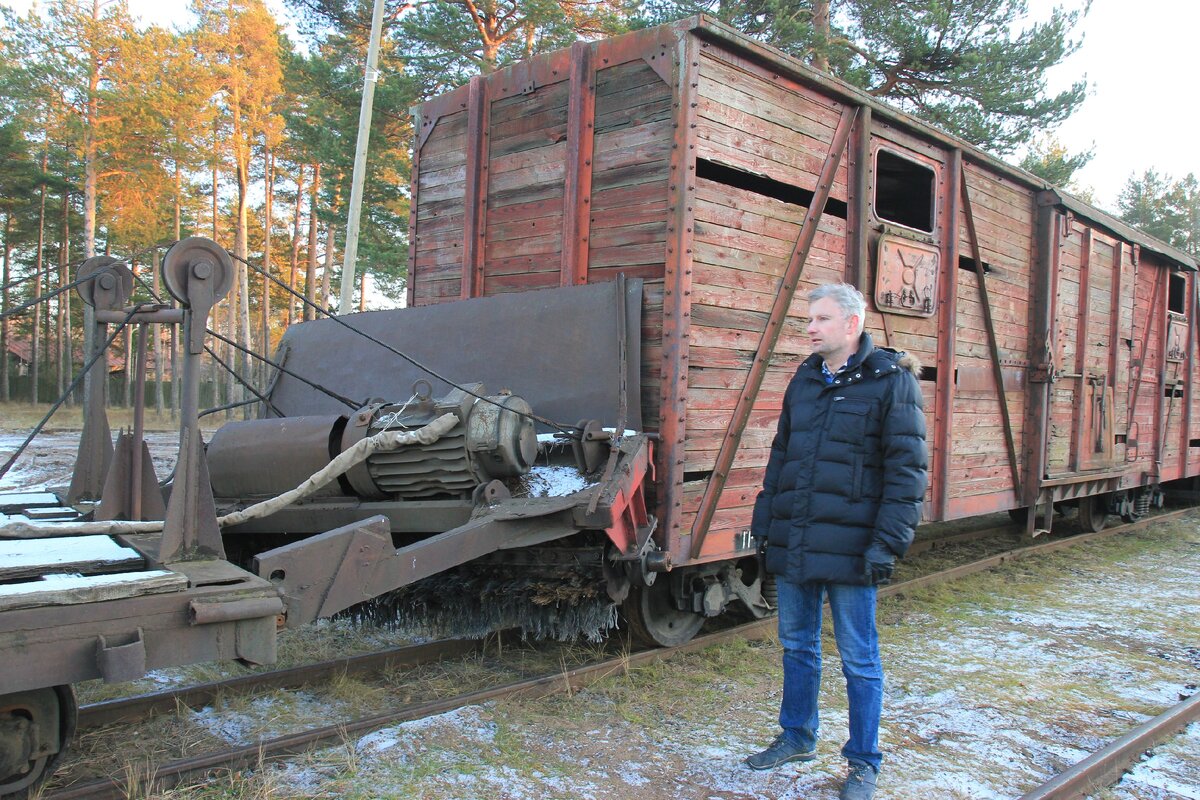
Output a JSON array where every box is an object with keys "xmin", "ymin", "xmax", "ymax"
[
  {"xmin": 745, "ymin": 735, "xmax": 817, "ymax": 770},
  {"xmin": 839, "ymin": 761, "xmax": 877, "ymax": 800}
]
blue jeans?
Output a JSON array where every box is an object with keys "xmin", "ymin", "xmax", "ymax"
[{"xmin": 776, "ymin": 579, "xmax": 883, "ymax": 771}]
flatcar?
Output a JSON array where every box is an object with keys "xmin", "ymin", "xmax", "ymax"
[{"xmin": 3, "ymin": 14, "xmax": 1198, "ymax": 797}]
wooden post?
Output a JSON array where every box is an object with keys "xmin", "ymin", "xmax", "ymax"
[{"xmin": 561, "ymin": 41, "xmax": 596, "ymax": 287}]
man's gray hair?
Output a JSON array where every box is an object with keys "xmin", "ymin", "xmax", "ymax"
[{"xmin": 809, "ymin": 283, "xmax": 866, "ymax": 334}]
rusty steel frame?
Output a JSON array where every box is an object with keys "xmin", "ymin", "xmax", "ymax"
[
  {"xmin": 847, "ymin": 105, "xmax": 872, "ymax": 290},
  {"xmin": 687, "ymin": 103, "xmax": 859, "ymax": 560},
  {"xmin": 959, "ymin": 159, "xmax": 1022, "ymax": 499},
  {"xmin": 1070, "ymin": 227, "xmax": 1094, "ymax": 470},
  {"xmin": 560, "ymin": 40, "xmax": 596, "ymax": 287},
  {"xmin": 1024, "ymin": 201, "xmax": 1060, "ymax": 531},
  {"xmin": 1185, "ymin": 275, "xmax": 1198, "ymax": 466}
]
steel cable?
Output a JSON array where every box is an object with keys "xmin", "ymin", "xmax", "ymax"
[
  {"xmin": 230, "ymin": 252, "xmax": 581, "ymax": 438},
  {"xmin": 127, "ymin": 270, "xmax": 360, "ymax": 413},
  {"xmin": 0, "ymin": 241, "xmax": 174, "ymax": 319},
  {"xmin": 0, "ymin": 309, "xmax": 137, "ymax": 480},
  {"xmin": 204, "ymin": 326, "xmax": 364, "ymax": 410}
]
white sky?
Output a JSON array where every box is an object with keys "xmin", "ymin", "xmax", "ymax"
[
  {"xmin": 1028, "ymin": 0, "xmax": 1198, "ymax": 210},
  {"xmin": 4, "ymin": 0, "xmax": 1195, "ymax": 213}
]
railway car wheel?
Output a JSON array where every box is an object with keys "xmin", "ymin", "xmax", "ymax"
[
  {"xmin": 624, "ymin": 578, "xmax": 704, "ymax": 648},
  {"xmin": 0, "ymin": 686, "xmax": 77, "ymax": 798},
  {"xmin": 1078, "ymin": 493, "xmax": 1110, "ymax": 532}
]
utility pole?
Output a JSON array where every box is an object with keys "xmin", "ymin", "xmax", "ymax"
[{"xmin": 338, "ymin": 0, "xmax": 386, "ymax": 315}]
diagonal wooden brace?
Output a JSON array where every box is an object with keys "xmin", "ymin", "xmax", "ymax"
[{"xmin": 689, "ymin": 104, "xmax": 859, "ymax": 560}]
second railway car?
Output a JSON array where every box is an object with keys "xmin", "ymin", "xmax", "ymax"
[
  {"xmin": 220, "ymin": 16, "xmax": 1196, "ymax": 644},
  {"xmin": 395, "ymin": 16, "xmax": 1198, "ymax": 605}
]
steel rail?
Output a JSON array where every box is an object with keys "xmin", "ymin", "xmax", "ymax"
[
  {"xmin": 43, "ymin": 507, "xmax": 1197, "ymax": 799},
  {"xmin": 68, "ymin": 522, "xmax": 1019, "ymax": 730},
  {"xmin": 75, "ymin": 639, "xmax": 480, "ymax": 730},
  {"xmin": 1017, "ymin": 691, "xmax": 1200, "ymax": 800}
]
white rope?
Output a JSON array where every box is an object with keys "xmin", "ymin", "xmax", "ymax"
[{"xmin": 0, "ymin": 413, "xmax": 459, "ymax": 539}]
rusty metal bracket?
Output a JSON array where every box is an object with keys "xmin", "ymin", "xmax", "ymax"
[
  {"xmin": 95, "ymin": 629, "xmax": 146, "ymax": 683},
  {"xmin": 159, "ymin": 238, "xmax": 234, "ymax": 563},
  {"xmin": 66, "ymin": 256, "xmax": 131, "ymax": 505},
  {"xmin": 689, "ymin": 103, "xmax": 860, "ymax": 560},
  {"xmin": 960, "ymin": 159, "xmax": 1022, "ymax": 499}
]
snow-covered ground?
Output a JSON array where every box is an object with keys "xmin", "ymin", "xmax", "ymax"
[{"xmin": 172, "ymin": 518, "xmax": 1200, "ymax": 799}]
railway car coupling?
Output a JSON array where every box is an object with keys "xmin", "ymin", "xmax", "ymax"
[{"xmin": 1114, "ymin": 486, "xmax": 1164, "ymax": 522}]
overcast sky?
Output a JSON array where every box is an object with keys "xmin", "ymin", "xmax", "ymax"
[
  {"xmin": 4, "ymin": 0, "xmax": 1194, "ymax": 212},
  {"xmin": 1028, "ymin": 0, "xmax": 1198, "ymax": 211}
]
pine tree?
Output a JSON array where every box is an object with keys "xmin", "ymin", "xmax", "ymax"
[{"xmin": 640, "ymin": 0, "xmax": 1089, "ymax": 154}]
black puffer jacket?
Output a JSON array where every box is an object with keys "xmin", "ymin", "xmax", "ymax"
[{"xmin": 751, "ymin": 333, "xmax": 928, "ymax": 585}]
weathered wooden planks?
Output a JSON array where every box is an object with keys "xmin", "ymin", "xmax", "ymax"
[
  {"xmin": 0, "ymin": 570, "xmax": 186, "ymax": 613},
  {"xmin": 0, "ymin": 535, "xmax": 144, "ymax": 582}
]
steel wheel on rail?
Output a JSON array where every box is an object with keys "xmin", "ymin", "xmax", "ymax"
[
  {"xmin": 0, "ymin": 686, "xmax": 77, "ymax": 799},
  {"xmin": 1077, "ymin": 493, "xmax": 1110, "ymax": 532},
  {"xmin": 623, "ymin": 575, "xmax": 705, "ymax": 648}
]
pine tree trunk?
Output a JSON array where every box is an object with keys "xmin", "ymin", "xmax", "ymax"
[
  {"xmin": 58, "ymin": 195, "xmax": 72, "ymax": 405},
  {"xmin": 153, "ymin": 248, "xmax": 164, "ymax": 416},
  {"xmin": 235, "ymin": 143, "xmax": 252, "ymax": 419},
  {"xmin": 288, "ymin": 165, "xmax": 305, "ymax": 327},
  {"xmin": 1, "ymin": 213, "xmax": 10, "ymax": 404},
  {"xmin": 32, "ymin": 154, "xmax": 47, "ymax": 405},
  {"xmin": 262, "ymin": 149, "xmax": 274, "ymax": 380},
  {"xmin": 122, "ymin": 321, "xmax": 132, "ymax": 408},
  {"xmin": 172, "ymin": 162, "xmax": 181, "ymax": 420},
  {"xmin": 811, "ymin": 0, "xmax": 831, "ymax": 73},
  {"xmin": 321, "ymin": 222, "xmax": 336, "ymax": 313},
  {"xmin": 304, "ymin": 163, "xmax": 321, "ymax": 322}
]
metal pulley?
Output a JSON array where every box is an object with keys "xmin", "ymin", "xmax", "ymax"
[
  {"xmin": 76, "ymin": 255, "xmax": 133, "ymax": 310},
  {"xmin": 161, "ymin": 237, "xmax": 235, "ymax": 307}
]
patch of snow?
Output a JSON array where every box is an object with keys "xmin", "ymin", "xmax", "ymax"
[
  {"xmin": 0, "ymin": 569, "xmax": 175, "ymax": 599},
  {"xmin": 1098, "ymin": 721, "xmax": 1200, "ymax": 800},
  {"xmin": 191, "ymin": 691, "xmax": 348, "ymax": 745},
  {"xmin": 357, "ymin": 705, "xmax": 497, "ymax": 756},
  {"xmin": 522, "ymin": 465, "xmax": 590, "ymax": 497},
  {"xmin": 0, "ymin": 534, "xmax": 141, "ymax": 570}
]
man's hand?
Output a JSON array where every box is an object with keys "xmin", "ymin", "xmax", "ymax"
[{"xmin": 864, "ymin": 542, "xmax": 895, "ymax": 586}]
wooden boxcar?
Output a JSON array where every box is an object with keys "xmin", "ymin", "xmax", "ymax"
[{"xmin": 406, "ymin": 14, "xmax": 1198, "ymax": 570}]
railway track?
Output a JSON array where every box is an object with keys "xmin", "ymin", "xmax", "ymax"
[
  {"xmin": 42, "ymin": 507, "xmax": 1196, "ymax": 799},
  {"xmin": 1018, "ymin": 691, "xmax": 1200, "ymax": 800}
]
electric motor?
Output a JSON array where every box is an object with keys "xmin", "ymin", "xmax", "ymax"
[{"xmin": 207, "ymin": 383, "xmax": 537, "ymax": 501}]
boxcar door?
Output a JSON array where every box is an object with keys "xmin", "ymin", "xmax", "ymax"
[{"xmin": 1051, "ymin": 221, "xmax": 1121, "ymax": 474}]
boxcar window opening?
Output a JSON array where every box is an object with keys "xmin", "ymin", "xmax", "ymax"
[
  {"xmin": 958, "ymin": 255, "xmax": 991, "ymax": 274},
  {"xmin": 1168, "ymin": 271, "xmax": 1186, "ymax": 315},
  {"xmin": 695, "ymin": 158, "xmax": 848, "ymax": 219},
  {"xmin": 921, "ymin": 365, "xmax": 937, "ymax": 382},
  {"xmin": 874, "ymin": 149, "xmax": 935, "ymax": 233}
]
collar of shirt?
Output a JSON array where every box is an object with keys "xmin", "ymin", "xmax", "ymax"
[{"xmin": 820, "ymin": 359, "xmax": 852, "ymax": 385}]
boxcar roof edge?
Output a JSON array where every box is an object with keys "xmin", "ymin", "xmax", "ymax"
[{"xmin": 409, "ymin": 14, "xmax": 1196, "ymax": 272}]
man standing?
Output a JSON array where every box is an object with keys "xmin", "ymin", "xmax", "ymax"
[{"xmin": 746, "ymin": 283, "xmax": 927, "ymax": 800}]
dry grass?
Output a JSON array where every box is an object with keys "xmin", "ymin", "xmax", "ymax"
[{"xmin": 0, "ymin": 401, "xmax": 193, "ymax": 434}]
